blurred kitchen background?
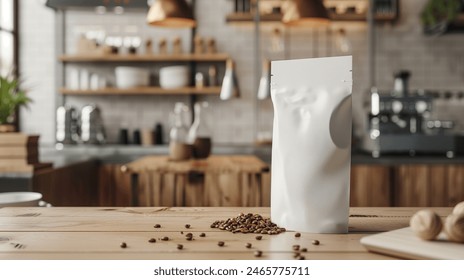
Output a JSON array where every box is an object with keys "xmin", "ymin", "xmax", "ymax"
[{"xmin": 1, "ymin": 0, "xmax": 464, "ymax": 208}]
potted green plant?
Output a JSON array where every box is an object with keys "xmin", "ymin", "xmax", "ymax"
[
  {"xmin": 421, "ymin": 0, "xmax": 462, "ymax": 35},
  {"xmin": 0, "ymin": 75, "xmax": 31, "ymax": 132}
]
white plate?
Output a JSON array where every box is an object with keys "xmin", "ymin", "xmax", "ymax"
[{"xmin": 0, "ymin": 192, "xmax": 42, "ymax": 207}]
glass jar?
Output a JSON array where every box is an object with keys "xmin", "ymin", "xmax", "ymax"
[
  {"xmin": 169, "ymin": 102, "xmax": 191, "ymax": 161},
  {"xmin": 188, "ymin": 102, "xmax": 212, "ymax": 159}
]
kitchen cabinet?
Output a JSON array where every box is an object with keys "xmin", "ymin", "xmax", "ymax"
[
  {"xmin": 98, "ymin": 164, "xmax": 132, "ymax": 207},
  {"xmin": 394, "ymin": 165, "xmax": 464, "ymax": 207},
  {"xmin": 32, "ymin": 161, "xmax": 99, "ymax": 206},
  {"xmin": 350, "ymin": 165, "xmax": 391, "ymax": 207},
  {"xmin": 350, "ymin": 164, "xmax": 464, "ymax": 207},
  {"xmin": 98, "ymin": 159, "xmax": 270, "ymax": 207},
  {"xmin": 30, "ymin": 149, "xmax": 464, "ymax": 208},
  {"xmin": 121, "ymin": 155, "xmax": 270, "ymax": 207},
  {"xmin": 100, "ymin": 161, "xmax": 393, "ymax": 208}
]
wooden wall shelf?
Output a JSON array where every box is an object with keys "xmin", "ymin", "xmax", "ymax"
[
  {"xmin": 226, "ymin": 12, "xmax": 396, "ymax": 23},
  {"xmin": 226, "ymin": 13, "xmax": 283, "ymax": 23},
  {"xmin": 59, "ymin": 53, "xmax": 230, "ymax": 63},
  {"xmin": 59, "ymin": 86, "xmax": 222, "ymax": 96}
]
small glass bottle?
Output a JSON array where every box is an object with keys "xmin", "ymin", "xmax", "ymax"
[
  {"xmin": 188, "ymin": 102, "xmax": 212, "ymax": 159},
  {"xmin": 169, "ymin": 103, "xmax": 191, "ymax": 161}
]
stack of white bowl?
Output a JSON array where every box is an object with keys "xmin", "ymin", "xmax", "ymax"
[
  {"xmin": 115, "ymin": 67, "xmax": 150, "ymax": 88},
  {"xmin": 159, "ymin": 66, "xmax": 190, "ymax": 89}
]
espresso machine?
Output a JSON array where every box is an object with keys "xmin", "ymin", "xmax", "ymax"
[{"xmin": 361, "ymin": 71, "xmax": 464, "ymax": 158}]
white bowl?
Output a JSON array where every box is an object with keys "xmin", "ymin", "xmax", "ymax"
[
  {"xmin": 0, "ymin": 192, "xmax": 42, "ymax": 207},
  {"xmin": 115, "ymin": 67, "xmax": 150, "ymax": 89},
  {"xmin": 159, "ymin": 66, "xmax": 190, "ymax": 89}
]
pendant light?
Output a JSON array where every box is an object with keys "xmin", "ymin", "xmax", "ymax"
[
  {"xmin": 282, "ymin": 0, "xmax": 329, "ymax": 26},
  {"xmin": 147, "ymin": 0, "xmax": 196, "ymax": 28},
  {"xmin": 220, "ymin": 59, "xmax": 240, "ymax": 100}
]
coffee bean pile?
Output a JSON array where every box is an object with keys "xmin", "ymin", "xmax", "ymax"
[{"xmin": 211, "ymin": 213, "xmax": 286, "ymax": 235}]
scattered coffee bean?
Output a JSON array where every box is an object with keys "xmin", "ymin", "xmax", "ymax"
[
  {"xmin": 186, "ymin": 233, "xmax": 193, "ymax": 238},
  {"xmin": 255, "ymin": 235, "xmax": 263, "ymax": 240},
  {"xmin": 298, "ymin": 256, "xmax": 306, "ymax": 260},
  {"xmin": 180, "ymin": 231, "xmax": 184, "ymax": 235},
  {"xmin": 301, "ymin": 248, "xmax": 307, "ymax": 252},
  {"xmin": 148, "ymin": 238, "xmax": 156, "ymax": 243},
  {"xmin": 185, "ymin": 224, "xmax": 191, "ymax": 229},
  {"xmin": 295, "ymin": 232, "xmax": 301, "ymax": 238},
  {"xmin": 211, "ymin": 213, "xmax": 286, "ymax": 235},
  {"xmin": 292, "ymin": 245, "xmax": 300, "ymax": 251},
  {"xmin": 312, "ymin": 240, "xmax": 320, "ymax": 245},
  {"xmin": 161, "ymin": 236, "xmax": 169, "ymax": 241},
  {"xmin": 186, "ymin": 236, "xmax": 193, "ymax": 241},
  {"xmin": 177, "ymin": 244, "xmax": 183, "ymax": 250},
  {"xmin": 245, "ymin": 243, "xmax": 252, "ymax": 249},
  {"xmin": 154, "ymin": 224, "xmax": 161, "ymax": 228},
  {"xmin": 218, "ymin": 241, "xmax": 225, "ymax": 247},
  {"xmin": 120, "ymin": 242, "xmax": 127, "ymax": 248},
  {"xmin": 199, "ymin": 233, "xmax": 206, "ymax": 237},
  {"xmin": 254, "ymin": 250, "xmax": 263, "ymax": 257}
]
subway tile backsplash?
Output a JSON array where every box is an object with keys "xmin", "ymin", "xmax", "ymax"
[{"xmin": 20, "ymin": 0, "xmax": 464, "ymax": 145}]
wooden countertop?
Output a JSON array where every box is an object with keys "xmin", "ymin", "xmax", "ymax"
[{"xmin": 0, "ymin": 207, "xmax": 452, "ymax": 260}]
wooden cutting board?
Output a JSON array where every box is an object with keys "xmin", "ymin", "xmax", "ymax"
[{"xmin": 361, "ymin": 227, "xmax": 464, "ymax": 260}]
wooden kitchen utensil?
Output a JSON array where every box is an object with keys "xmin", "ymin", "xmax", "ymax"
[
  {"xmin": 172, "ymin": 37, "xmax": 183, "ymax": 54},
  {"xmin": 206, "ymin": 38, "xmax": 217, "ymax": 54},
  {"xmin": 145, "ymin": 39, "xmax": 153, "ymax": 54},
  {"xmin": 194, "ymin": 35, "xmax": 204, "ymax": 54},
  {"xmin": 159, "ymin": 38, "xmax": 168, "ymax": 55}
]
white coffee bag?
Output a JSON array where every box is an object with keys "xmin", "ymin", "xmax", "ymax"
[{"xmin": 270, "ymin": 56, "xmax": 352, "ymax": 233}]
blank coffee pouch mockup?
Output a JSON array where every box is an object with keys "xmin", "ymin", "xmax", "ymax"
[{"xmin": 270, "ymin": 56, "xmax": 352, "ymax": 233}]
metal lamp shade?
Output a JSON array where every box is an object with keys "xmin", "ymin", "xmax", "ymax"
[
  {"xmin": 147, "ymin": 0, "xmax": 196, "ymax": 28},
  {"xmin": 282, "ymin": 0, "xmax": 329, "ymax": 26},
  {"xmin": 220, "ymin": 59, "xmax": 240, "ymax": 100}
]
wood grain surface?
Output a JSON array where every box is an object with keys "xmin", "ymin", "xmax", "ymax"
[
  {"xmin": 59, "ymin": 53, "xmax": 229, "ymax": 62},
  {"xmin": 0, "ymin": 207, "xmax": 453, "ymax": 260},
  {"xmin": 120, "ymin": 156, "xmax": 270, "ymax": 207},
  {"xmin": 123, "ymin": 155, "xmax": 269, "ymax": 174},
  {"xmin": 361, "ymin": 227, "xmax": 464, "ymax": 260}
]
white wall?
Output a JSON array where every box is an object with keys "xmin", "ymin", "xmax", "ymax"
[
  {"xmin": 19, "ymin": 0, "xmax": 464, "ymax": 145},
  {"xmin": 19, "ymin": 0, "xmax": 56, "ymax": 144}
]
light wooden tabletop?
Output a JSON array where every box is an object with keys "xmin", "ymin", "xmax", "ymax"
[
  {"xmin": 0, "ymin": 207, "xmax": 452, "ymax": 260},
  {"xmin": 122, "ymin": 155, "xmax": 269, "ymax": 174}
]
